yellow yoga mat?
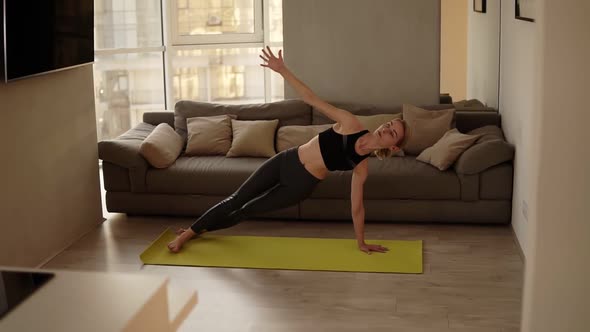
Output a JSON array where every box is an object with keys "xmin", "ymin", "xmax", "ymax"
[{"xmin": 140, "ymin": 229, "xmax": 423, "ymax": 274}]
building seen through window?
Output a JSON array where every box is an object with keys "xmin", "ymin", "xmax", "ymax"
[{"xmin": 93, "ymin": 0, "xmax": 283, "ymax": 141}]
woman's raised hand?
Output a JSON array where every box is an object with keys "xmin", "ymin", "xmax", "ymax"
[{"xmin": 260, "ymin": 46, "xmax": 285, "ymax": 73}]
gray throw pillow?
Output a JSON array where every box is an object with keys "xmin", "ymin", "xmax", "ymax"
[{"xmin": 453, "ymin": 126, "xmax": 515, "ymax": 174}]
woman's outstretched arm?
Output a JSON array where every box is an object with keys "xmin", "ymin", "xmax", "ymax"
[{"xmin": 260, "ymin": 46, "xmax": 356, "ymax": 125}]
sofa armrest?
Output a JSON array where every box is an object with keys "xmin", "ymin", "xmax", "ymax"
[
  {"xmin": 99, "ymin": 139, "xmax": 148, "ymax": 192},
  {"xmin": 98, "ymin": 139, "xmax": 147, "ymax": 169},
  {"xmin": 454, "ymin": 139, "xmax": 515, "ymax": 175},
  {"xmin": 98, "ymin": 123, "xmax": 156, "ymax": 192}
]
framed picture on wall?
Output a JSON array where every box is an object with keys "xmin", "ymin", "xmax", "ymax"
[
  {"xmin": 473, "ymin": 0, "xmax": 486, "ymax": 13},
  {"xmin": 516, "ymin": 0, "xmax": 535, "ymax": 22}
]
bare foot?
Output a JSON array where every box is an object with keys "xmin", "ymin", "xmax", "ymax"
[
  {"xmin": 167, "ymin": 237, "xmax": 184, "ymax": 253},
  {"xmin": 167, "ymin": 229, "xmax": 197, "ymax": 253}
]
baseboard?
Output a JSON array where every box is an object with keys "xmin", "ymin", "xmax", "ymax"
[
  {"xmin": 511, "ymin": 225, "xmax": 526, "ymax": 264},
  {"xmin": 36, "ymin": 217, "xmax": 105, "ymax": 269}
]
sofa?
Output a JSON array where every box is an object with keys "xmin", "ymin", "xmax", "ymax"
[{"xmin": 98, "ymin": 99, "xmax": 514, "ymax": 224}]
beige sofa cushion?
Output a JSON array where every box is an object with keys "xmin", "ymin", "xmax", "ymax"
[
  {"xmin": 227, "ymin": 119, "xmax": 279, "ymax": 157},
  {"xmin": 356, "ymin": 113, "xmax": 402, "ymax": 132},
  {"xmin": 185, "ymin": 114, "xmax": 237, "ymax": 156},
  {"xmin": 139, "ymin": 123, "xmax": 183, "ymax": 169},
  {"xmin": 276, "ymin": 124, "xmax": 332, "ymax": 152},
  {"xmin": 146, "ymin": 156, "xmax": 266, "ymax": 195},
  {"xmin": 402, "ymin": 104, "xmax": 455, "ymax": 155},
  {"xmin": 416, "ymin": 128, "xmax": 480, "ymax": 171}
]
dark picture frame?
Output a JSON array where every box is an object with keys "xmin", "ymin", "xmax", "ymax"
[
  {"xmin": 473, "ymin": 0, "xmax": 486, "ymax": 13},
  {"xmin": 515, "ymin": 0, "xmax": 535, "ymax": 22}
]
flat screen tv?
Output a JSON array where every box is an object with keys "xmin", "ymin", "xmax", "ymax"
[{"xmin": 1, "ymin": 0, "xmax": 94, "ymax": 82}]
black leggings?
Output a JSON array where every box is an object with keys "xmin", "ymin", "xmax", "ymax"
[{"xmin": 190, "ymin": 147, "xmax": 321, "ymax": 234}]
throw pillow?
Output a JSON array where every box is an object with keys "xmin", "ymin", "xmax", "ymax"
[
  {"xmin": 139, "ymin": 123, "xmax": 183, "ymax": 168},
  {"xmin": 185, "ymin": 114, "xmax": 237, "ymax": 156},
  {"xmin": 453, "ymin": 126, "xmax": 515, "ymax": 175},
  {"xmin": 468, "ymin": 125, "xmax": 506, "ymax": 143},
  {"xmin": 416, "ymin": 128, "xmax": 481, "ymax": 171},
  {"xmin": 276, "ymin": 124, "xmax": 333, "ymax": 152},
  {"xmin": 227, "ymin": 119, "xmax": 279, "ymax": 157},
  {"xmin": 355, "ymin": 113, "xmax": 402, "ymax": 132},
  {"xmin": 402, "ymin": 104, "xmax": 455, "ymax": 155}
]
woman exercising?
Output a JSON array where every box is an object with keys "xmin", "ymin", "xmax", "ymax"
[{"xmin": 168, "ymin": 47, "xmax": 408, "ymax": 254}]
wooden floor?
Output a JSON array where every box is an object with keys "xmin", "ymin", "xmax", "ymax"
[{"xmin": 44, "ymin": 213, "xmax": 524, "ymax": 332}]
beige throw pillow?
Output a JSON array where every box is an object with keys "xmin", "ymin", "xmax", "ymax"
[
  {"xmin": 276, "ymin": 124, "xmax": 332, "ymax": 152},
  {"xmin": 185, "ymin": 114, "xmax": 237, "ymax": 156},
  {"xmin": 416, "ymin": 128, "xmax": 481, "ymax": 171},
  {"xmin": 227, "ymin": 119, "xmax": 279, "ymax": 157},
  {"xmin": 139, "ymin": 123, "xmax": 183, "ymax": 168},
  {"xmin": 402, "ymin": 104, "xmax": 455, "ymax": 155},
  {"xmin": 356, "ymin": 113, "xmax": 402, "ymax": 132}
]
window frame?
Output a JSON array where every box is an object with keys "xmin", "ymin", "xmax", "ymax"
[{"xmin": 167, "ymin": 0, "xmax": 264, "ymax": 46}]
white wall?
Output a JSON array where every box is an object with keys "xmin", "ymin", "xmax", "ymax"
[
  {"xmin": 0, "ymin": 65, "xmax": 103, "ymax": 267},
  {"xmin": 440, "ymin": 0, "xmax": 468, "ymax": 101},
  {"xmin": 521, "ymin": 0, "xmax": 590, "ymax": 330},
  {"xmin": 466, "ymin": 0, "xmax": 500, "ymax": 108},
  {"xmin": 282, "ymin": 0, "xmax": 440, "ymax": 108},
  {"xmin": 498, "ymin": 0, "xmax": 538, "ymax": 258}
]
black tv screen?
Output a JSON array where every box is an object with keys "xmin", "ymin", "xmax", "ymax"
[{"xmin": 1, "ymin": 0, "xmax": 94, "ymax": 82}]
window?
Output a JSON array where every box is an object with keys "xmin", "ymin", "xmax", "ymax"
[
  {"xmin": 170, "ymin": 0, "xmax": 263, "ymax": 45},
  {"xmin": 93, "ymin": 0, "xmax": 283, "ymax": 141},
  {"xmin": 170, "ymin": 47, "xmax": 264, "ymax": 104},
  {"xmin": 94, "ymin": 0, "xmax": 165, "ymax": 141}
]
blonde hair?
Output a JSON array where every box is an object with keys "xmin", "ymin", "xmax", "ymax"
[
  {"xmin": 374, "ymin": 119, "xmax": 410, "ymax": 160},
  {"xmin": 375, "ymin": 148, "xmax": 394, "ymax": 160}
]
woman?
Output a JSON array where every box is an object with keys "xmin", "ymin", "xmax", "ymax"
[{"xmin": 168, "ymin": 47, "xmax": 408, "ymax": 254}]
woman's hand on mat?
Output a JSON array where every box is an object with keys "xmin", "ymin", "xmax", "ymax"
[
  {"xmin": 260, "ymin": 46, "xmax": 285, "ymax": 73},
  {"xmin": 358, "ymin": 243, "xmax": 389, "ymax": 254}
]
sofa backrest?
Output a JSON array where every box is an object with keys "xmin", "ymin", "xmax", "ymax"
[
  {"xmin": 143, "ymin": 100, "xmax": 501, "ymax": 135},
  {"xmin": 311, "ymin": 102, "xmax": 501, "ymax": 133},
  {"xmin": 172, "ymin": 99, "xmax": 312, "ymax": 140},
  {"xmin": 455, "ymin": 111, "xmax": 501, "ymax": 133},
  {"xmin": 311, "ymin": 103, "xmax": 452, "ymax": 125},
  {"xmin": 143, "ymin": 112, "xmax": 174, "ymax": 128}
]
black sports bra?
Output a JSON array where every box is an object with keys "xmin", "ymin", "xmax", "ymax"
[{"xmin": 318, "ymin": 127, "xmax": 371, "ymax": 171}]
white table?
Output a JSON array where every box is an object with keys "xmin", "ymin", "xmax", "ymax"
[{"xmin": 0, "ymin": 267, "xmax": 197, "ymax": 332}]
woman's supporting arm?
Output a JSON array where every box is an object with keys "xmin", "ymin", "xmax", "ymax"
[{"xmin": 351, "ymin": 160, "xmax": 389, "ymax": 254}]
